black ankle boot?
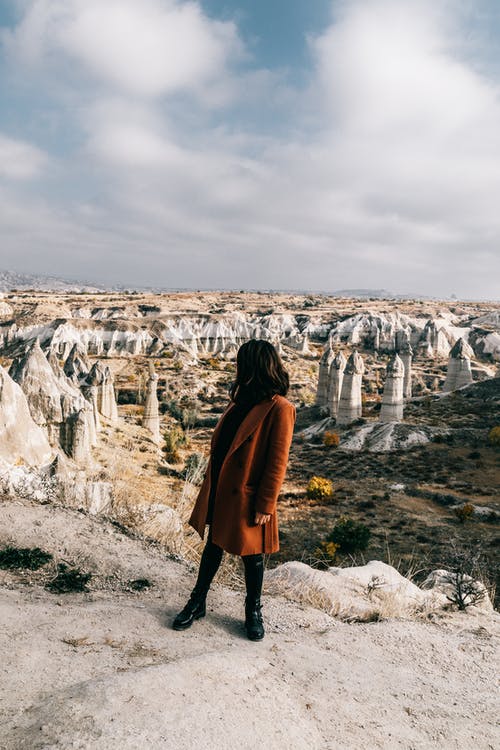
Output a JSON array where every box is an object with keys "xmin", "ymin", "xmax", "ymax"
[
  {"xmin": 244, "ymin": 596, "xmax": 265, "ymax": 641},
  {"xmin": 172, "ymin": 531, "xmax": 224, "ymax": 631},
  {"xmin": 172, "ymin": 589, "xmax": 206, "ymax": 630}
]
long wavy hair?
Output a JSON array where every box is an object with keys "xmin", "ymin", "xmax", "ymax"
[{"xmin": 229, "ymin": 339, "xmax": 289, "ymax": 405}]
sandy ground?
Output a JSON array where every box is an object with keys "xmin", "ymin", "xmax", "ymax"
[{"xmin": 1, "ymin": 497, "xmax": 499, "ymax": 750}]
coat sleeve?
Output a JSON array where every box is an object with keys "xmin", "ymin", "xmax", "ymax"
[{"xmin": 254, "ymin": 401, "xmax": 296, "ymax": 515}]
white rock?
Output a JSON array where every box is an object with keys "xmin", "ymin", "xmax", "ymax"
[
  {"xmin": 421, "ymin": 569, "xmax": 493, "ymax": 612},
  {"xmin": 265, "ymin": 560, "xmax": 448, "ymax": 622},
  {"xmin": 336, "ymin": 351, "xmax": 364, "ymax": 425},
  {"xmin": 0, "ymin": 364, "xmax": 54, "ymax": 467},
  {"xmin": 443, "ymin": 337, "xmax": 474, "ymax": 392},
  {"xmin": 380, "ymin": 353, "xmax": 405, "ymax": 422}
]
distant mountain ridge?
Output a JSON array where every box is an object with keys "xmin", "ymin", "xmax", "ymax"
[
  {"xmin": 0, "ymin": 268, "xmax": 460, "ymax": 300},
  {"xmin": 0, "ymin": 269, "xmax": 107, "ymax": 293}
]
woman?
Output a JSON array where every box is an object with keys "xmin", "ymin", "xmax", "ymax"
[{"xmin": 172, "ymin": 339, "xmax": 296, "ymax": 641}]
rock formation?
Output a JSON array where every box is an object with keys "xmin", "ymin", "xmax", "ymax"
[
  {"xmin": 0, "ymin": 364, "xmax": 54, "ymax": 467},
  {"xmin": 84, "ymin": 362, "xmax": 119, "ymax": 422},
  {"xmin": 66, "ymin": 408, "xmax": 93, "ymax": 465},
  {"xmin": 264, "ymin": 559, "xmax": 493, "ymax": 622},
  {"xmin": 379, "ymin": 353, "xmax": 405, "ymax": 422},
  {"xmin": 327, "ymin": 351, "xmax": 346, "ymax": 417},
  {"xmin": 330, "ymin": 312, "xmax": 412, "ymax": 352},
  {"xmin": 0, "ymin": 299, "xmax": 13, "ymax": 318},
  {"xmin": 443, "ymin": 338, "xmax": 474, "ymax": 392},
  {"xmin": 417, "ymin": 320, "xmax": 452, "ymax": 359},
  {"xmin": 336, "ymin": 351, "xmax": 365, "ymax": 425},
  {"xmin": 315, "ymin": 341, "xmax": 334, "ymax": 407},
  {"xmin": 399, "ymin": 340, "xmax": 413, "ymax": 400},
  {"xmin": 63, "ymin": 343, "xmax": 91, "ymax": 384},
  {"xmin": 8, "ymin": 339, "xmax": 96, "ymax": 458},
  {"xmin": 142, "ymin": 364, "xmax": 161, "ymax": 444}
]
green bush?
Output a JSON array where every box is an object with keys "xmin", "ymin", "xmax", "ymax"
[{"xmin": 327, "ymin": 516, "xmax": 371, "ymax": 553}]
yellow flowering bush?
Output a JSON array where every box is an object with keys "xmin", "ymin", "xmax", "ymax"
[
  {"xmin": 306, "ymin": 476, "xmax": 334, "ymax": 501},
  {"xmin": 314, "ymin": 540, "xmax": 339, "ymax": 564}
]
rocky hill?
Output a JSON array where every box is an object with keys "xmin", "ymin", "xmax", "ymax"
[{"xmin": 0, "ymin": 269, "xmax": 107, "ymax": 294}]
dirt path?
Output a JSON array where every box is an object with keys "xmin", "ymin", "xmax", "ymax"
[{"xmin": 1, "ymin": 497, "xmax": 498, "ymax": 749}]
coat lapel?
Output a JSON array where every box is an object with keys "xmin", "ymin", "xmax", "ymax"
[{"xmin": 211, "ymin": 394, "xmax": 277, "ymax": 462}]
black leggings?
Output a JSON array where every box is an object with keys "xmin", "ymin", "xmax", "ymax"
[{"xmin": 194, "ymin": 524, "xmax": 264, "ymax": 595}]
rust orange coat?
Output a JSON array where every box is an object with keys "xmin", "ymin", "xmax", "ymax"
[{"xmin": 188, "ymin": 394, "xmax": 296, "ymax": 555}]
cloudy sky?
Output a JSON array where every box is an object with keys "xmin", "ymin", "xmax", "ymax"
[{"xmin": 1, "ymin": 0, "xmax": 499, "ymax": 298}]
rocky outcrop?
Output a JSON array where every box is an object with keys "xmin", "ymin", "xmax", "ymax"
[
  {"xmin": 380, "ymin": 353, "xmax": 405, "ymax": 422},
  {"xmin": 84, "ymin": 362, "xmax": 119, "ymax": 422},
  {"xmin": 0, "ymin": 310, "xmax": 325, "ymax": 361},
  {"xmin": 8, "ymin": 339, "xmax": 96, "ymax": 458},
  {"xmin": 330, "ymin": 312, "xmax": 412, "ymax": 351},
  {"xmin": 339, "ymin": 422, "xmax": 436, "ymax": 452},
  {"xmin": 329, "ymin": 312, "xmax": 467, "ymax": 359},
  {"xmin": 264, "ymin": 559, "xmax": 488, "ymax": 622},
  {"xmin": 0, "ymin": 364, "xmax": 54, "ymax": 467},
  {"xmin": 142, "ymin": 366, "xmax": 161, "ymax": 444},
  {"xmin": 63, "ymin": 343, "xmax": 91, "ymax": 383},
  {"xmin": 327, "ymin": 351, "xmax": 346, "ymax": 417},
  {"xmin": 0, "ymin": 299, "xmax": 13, "ymax": 318},
  {"xmin": 417, "ymin": 320, "xmax": 453, "ymax": 359},
  {"xmin": 336, "ymin": 351, "xmax": 365, "ymax": 426},
  {"xmin": 315, "ymin": 342, "xmax": 334, "ymax": 407},
  {"xmin": 443, "ymin": 338, "xmax": 474, "ymax": 392},
  {"xmin": 66, "ymin": 408, "xmax": 93, "ymax": 465}
]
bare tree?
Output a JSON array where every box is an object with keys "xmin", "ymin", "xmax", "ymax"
[{"xmin": 441, "ymin": 536, "xmax": 492, "ymax": 611}]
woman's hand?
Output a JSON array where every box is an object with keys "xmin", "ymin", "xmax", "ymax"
[{"xmin": 254, "ymin": 511, "xmax": 271, "ymax": 525}]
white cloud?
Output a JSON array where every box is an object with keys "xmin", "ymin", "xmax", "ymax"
[
  {"xmin": 0, "ymin": 133, "xmax": 47, "ymax": 179},
  {"xmin": 5, "ymin": 0, "xmax": 242, "ymax": 97},
  {"xmin": 1, "ymin": 0, "xmax": 500, "ymax": 298}
]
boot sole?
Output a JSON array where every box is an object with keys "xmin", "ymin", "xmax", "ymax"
[
  {"xmin": 172, "ymin": 611, "xmax": 206, "ymax": 630},
  {"xmin": 246, "ymin": 631, "xmax": 265, "ymax": 641}
]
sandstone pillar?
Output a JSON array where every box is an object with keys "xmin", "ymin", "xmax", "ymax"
[
  {"xmin": 380, "ymin": 353, "xmax": 405, "ymax": 422},
  {"xmin": 336, "ymin": 351, "xmax": 365, "ymax": 426},
  {"xmin": 443, "ymin": 338, "xmax": 474, "ymax": 391}
]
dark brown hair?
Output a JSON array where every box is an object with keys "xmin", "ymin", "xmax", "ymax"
[{"xmin": 229, "ymin": 339, "xmax": 289, "ymax": 404}]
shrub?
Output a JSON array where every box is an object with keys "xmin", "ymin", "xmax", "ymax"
[
  {"xmin": 183, "ymin": 452, "xmax": 209, "ymax": 484},
  {"xmin": 163, "ymin": 426, "xmax": 188, "ymax": 463},
  {"xmin": 327, "ymin": 516, "xmax": 371, "ymax": 553},
  {"xmin": 313, "ymin": 540, "xmax": 339, "ymax": 565},
  {"xmin": 323, "ymin": 431, "xmax": 340, "ymax": 448},
  {"xmin": 487, "ymin": 426, "xmax": 500, "ymax": 446},
  {"xmin": 0, "ymin": 546, "xmax": 53, "ymax": 570},
  {"xmin": 306, "ymin": 476, "xmax": 334, "ymax": 501},
  {"xmin": 454, "ymin": 503, "xmax": 475, "ymax": 523},
  {"xmin": 128, "ymin": 578, "xmax": 152, "ymax": 591},
  {"xmin": 440, "ymin": 538, "xmax": 490, "ymax": 611},
  {"xmin": 180, "ymin": 407, "xmax": 199, "ymax": 429},
  {"xmin": 46, "ymin": 563, "xmax": 92, "ymax": 593}
]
